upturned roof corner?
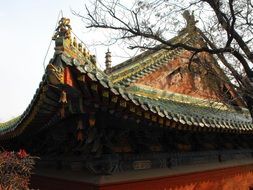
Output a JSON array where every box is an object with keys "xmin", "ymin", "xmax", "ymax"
[
  {"xmin": 52, "ymin": 17, "xmax": 97, "ymax": 66},
  {"xmin": 1, "ymin": 14, "xmax": 253, "ymax": 143},
  {"xmin": 52, "ymin": 17, "xmax": 72, "ymax": 40}
]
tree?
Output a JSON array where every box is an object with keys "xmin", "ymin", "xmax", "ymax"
[
  {"xmin": 0, "ymin": 149, "xmax": 37, "ymax": 190},
  {"xmin": 78, "ymin": 0, "xmax": 253, "ymax": 119}
]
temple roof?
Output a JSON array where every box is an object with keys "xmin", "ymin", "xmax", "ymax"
[
  {"xmin": 108, "ymin": 30, "xmax": 243, "ymax": 103},
  {"xmin": 0, "ymin": 17, "xmax": 252, "ymax": 140},
  {"xmin": 107, "ymin": 32, "xmax": 191, "ymax": 86}
]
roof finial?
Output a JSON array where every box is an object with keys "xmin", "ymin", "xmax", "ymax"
[
  {"xmin": 182, "ymin": 10, "xmax": 198, "ymax": 31},
  {"xmin": 105, "ymin": 48, "xmax": 112, "ymax": 74},
  {"xmin": 52, "ymin": 17, "xmax": 72, "ymax": 40}
]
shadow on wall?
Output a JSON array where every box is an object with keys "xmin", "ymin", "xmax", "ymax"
[{"xmin": 31, "ymin": 164, "xmax": 253, "ymax": 190}]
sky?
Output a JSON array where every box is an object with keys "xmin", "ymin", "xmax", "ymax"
[{"xmin": 0, "ymin": 0, "xmax": 131, "ymax": 122}]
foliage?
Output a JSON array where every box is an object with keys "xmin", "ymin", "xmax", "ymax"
[{"xmin": 0, "ymin": 149, "xmax": 37, "ymax": 190}]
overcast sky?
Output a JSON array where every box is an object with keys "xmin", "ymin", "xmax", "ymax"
[{"xmin": 0, "ymin": 0, "xmax": 131, "ymax": 122}]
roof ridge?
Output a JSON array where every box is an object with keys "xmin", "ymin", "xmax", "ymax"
[
  {"xmin": 108, "ymin": 31, "xmax": 199, "ymax": 86},
  {"xmin": 108, "ymin": 31, "xmax": 189, "ymax": 74}
]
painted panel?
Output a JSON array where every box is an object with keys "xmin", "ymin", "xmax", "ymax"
[{"xmin": 134, "ymin": 51, "xmax": 227, "ymax": 101}]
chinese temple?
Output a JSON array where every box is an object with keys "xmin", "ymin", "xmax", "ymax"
[{"xmin": 1, "ymin": 15, "xmax": 253, "ymax": 190}]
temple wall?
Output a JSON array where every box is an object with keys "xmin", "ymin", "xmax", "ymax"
[
  {"xmin": 31, "ymin": 164, "xmax": 253, "ymax": 190},
  {"xmin": 101, "ymin": 165, "xmax": 253, "ymax": 190}
]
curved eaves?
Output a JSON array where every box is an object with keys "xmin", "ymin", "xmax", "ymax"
[
  {"xmin": 62, "ymin": 54, "xmax": 253, "ymax": 133},
  {"xmin": 0, "ymin": 79, "xmax": 46, "ymax": 139},
  {"xmin": 0, "ymin": 66, "xmax": 64, "ymax": 140}
]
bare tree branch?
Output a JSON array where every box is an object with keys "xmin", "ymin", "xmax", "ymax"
[{"xmin": 79, "ymin": 0, "xmax": 253, "ymax": 119}]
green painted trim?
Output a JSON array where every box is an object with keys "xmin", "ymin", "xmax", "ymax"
[
  {"xmin": 0, "ymin": 116, "xmax": 21, "ymax": 133},
  {"xmin": 127, "ymin": 84, "xmax": 251, "ymax": 116}
]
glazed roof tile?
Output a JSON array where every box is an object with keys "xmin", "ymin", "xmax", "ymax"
[
  {"xmin": 1, "ymin": 18, "xmax": 252, "ymax": 140},
  {"xmin": 69, "ymin": 54, "xmax": 253, "ymax": 131}
]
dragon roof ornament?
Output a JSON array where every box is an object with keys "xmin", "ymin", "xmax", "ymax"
[
  {"xmin": 179, "ymin": 10, "xmax": 199, "ymax": 34},
  {"xmin": 183, "ymin": 11, "xmax": 198, "ymax": 28},
  {"xmin": 50, "ymin": 17, "xmax": 98, "ymax": 67},
  {"xmin": 52, "ymin": 17, "xmax": 72, "ymax": 40}
]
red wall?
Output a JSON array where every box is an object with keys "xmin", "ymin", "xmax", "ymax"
[
  {"xmin": 31, "ymin": 175, "xmax": 96, "ymax": 190},
  {"xmin": 31, "ymin": 164, "xmax": 253, "ymax": 190}
]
